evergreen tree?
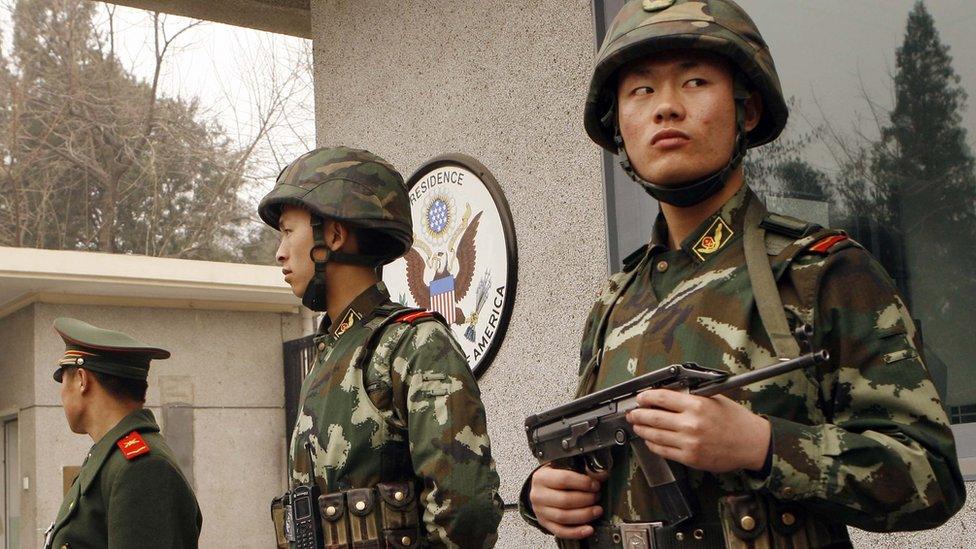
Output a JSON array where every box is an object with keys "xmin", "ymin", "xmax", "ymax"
[{"xmin": 872, "ymin": 1, "xmax": 976, "ymax": 409}]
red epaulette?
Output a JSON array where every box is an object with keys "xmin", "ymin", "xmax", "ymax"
[
  {"xmin": 807, "ymin": 234, "xmax": 849, "ymax": 255},
  {"xmin": 116, "ymin": 431, "xmax": 151, "ymax": 460},
  {"xmin": 395, "ymin": 310, "xmax": 435, "ymax": 324}
]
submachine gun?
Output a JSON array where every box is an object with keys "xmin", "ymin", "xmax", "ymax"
[{"xmin": 524, "ymin": 325, "xmax": 829, "ymax": 527}]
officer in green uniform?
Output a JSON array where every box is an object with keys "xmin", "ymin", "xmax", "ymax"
[
  {"xmin": 521, "ymin": 1, "xmax": 965, "ymax": 547},
  {"xmin": 259, "ymin": 146, "xmax": 502, "ymax": 548},
  {"xmin": 45, "ymin": 317, "xmax": 201, "ymax": 549}
]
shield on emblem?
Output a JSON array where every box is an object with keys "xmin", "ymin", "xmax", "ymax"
[{"xmin": 429, "ymin": 275, "xmax": 456, "ymax": 324}]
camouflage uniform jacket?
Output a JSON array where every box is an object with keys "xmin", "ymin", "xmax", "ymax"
[
  {"xmin": 48, "ymin": 409, "xmax": 201, "ymax": 548},
  {"xmin": 522, "ymin": 186, "xmax": 964, "ymax": 544},
  {"xmin": 290, "ymin": 282, "xmax": 503, "ymax": 548}
]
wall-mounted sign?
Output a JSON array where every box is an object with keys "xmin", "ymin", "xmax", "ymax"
[{"xmin": 383, "ymin": 154, "xmax": 518, "ymax": 378}]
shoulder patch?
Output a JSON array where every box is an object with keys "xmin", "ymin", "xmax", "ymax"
[
  {"xmin": 116, "ymin": 431, "xmax": 150, "ymax": 460},
  {"xmin": 808, "ymin": 234, "xmax": 849, "ymax": 255},
  {"xmin": 395, "ymin": 310, "xmax": 439, "ymax": 324}
]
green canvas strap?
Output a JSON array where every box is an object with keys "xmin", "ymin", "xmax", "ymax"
[
  {"xmin": 355, "ymin": 306, "xmax": 447, "ymax": 430},
  {"xmin": 353, "ymin": 306, "xmax": 419, "ymax": 373},
  {"xmin": 743, "ymin": 200, "xmax": 801, "ymax": 360}
]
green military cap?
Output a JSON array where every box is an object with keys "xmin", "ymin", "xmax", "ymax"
[{"xmin": 53, "ymin": 318, "xmax": 170, "ymax": 382}]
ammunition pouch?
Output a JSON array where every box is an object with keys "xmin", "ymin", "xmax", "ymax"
[
  {"xmin": 347, "ymin": 488, "xmax": 380, "ymax": 547},
  {"xmin": 320, "ymin": 492, "xmax": 350, "ymax": 548},
  {"xmin": 271, "ymin": 493, "xmax": 290, "ymax": 549},
  {"xmin": 377, "ymin": 482, "xmax": 421, "ymax": 548},
  {"xmin": 719, "ymin": 494, "xmax": 767, "ymax": 544},
  {"xmin": 271, "ymin": 481, "xmax": 422, "ymax": 549},
  {"xmin": 717, "ymin": 493, "xmax": 853, "ymax": 549}
]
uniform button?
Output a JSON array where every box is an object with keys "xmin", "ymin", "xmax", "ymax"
[
  {"xmin": 355, "ymin": 501, "xmax": 366, "ymax": 511},
  {"xmin": 656, "ymin": 260, "xmax": 669, "ymax": 273},
  {"xmin": 782, "ymin": 487, "xmax": 795, "ymax": 497},
  {"xmin": 317, "ymin": 342, "xmax": 326, "ymax": 351},
  {"xmin": 781, "ymin": 512, "xmax": 796, "ymax": 526},
  {"xmin": 401, "ymin": 536, "xmax": 411, "ymax": 545},
  {"xmin": 675, "ymin": 532, "xmax": 685, "ymax": 541},
  {"xmin": 394, "ymin": 491, "xmax": 404, "ymax": 502},
  {"xmin": 325, "ymin": 506, "xmax": 336, "ymax": 517},
  {"xmin": 693, "ymin": 528, "xmax": 705, "ymax": 540},
  {"xmin": 740, "ymin": 515, "xmax": 756, "ymax": 531}
]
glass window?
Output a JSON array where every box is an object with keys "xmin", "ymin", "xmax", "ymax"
[{"xmin": 593, "ymin": 1, "xmax": 976, "ymax": 469}]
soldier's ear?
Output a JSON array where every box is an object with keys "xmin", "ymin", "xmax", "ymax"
[
  {"xmin": 326, "ymin": 219, "xmax": 350, "ymax": 252},
  {"xmin": 76, "ymin": 368, "xmax": 91, "ymax": 393}
]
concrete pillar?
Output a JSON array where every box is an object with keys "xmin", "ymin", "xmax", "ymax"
[{"xmin": 311, "ymin": 0, "xmax": 607, "ymax": 543}]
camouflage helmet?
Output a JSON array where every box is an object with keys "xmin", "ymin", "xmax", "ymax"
[
  {"xmin": 584, "ymin": 0, "xmax": 789, "ymax": 152},
  {"xmin": 258, "ymin": 146, "xmax": 413, "ymax": 264}
]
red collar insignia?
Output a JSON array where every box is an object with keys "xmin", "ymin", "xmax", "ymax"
[
  {"xmin": 117, "ymin": 431, "xmax": 150, "ymax": 460},
  {"xmin": 334, "ymin": 308, "xmax": 362, "ymax": 338},
  {"xmin": 692, "ymin": 216, "xmax": 734, "ymax": 262}
]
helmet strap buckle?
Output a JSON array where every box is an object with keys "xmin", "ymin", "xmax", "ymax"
[
  {"xmin": 310, "ymin": 245, "xmax": 331, "ymax": 266},
  {"xmin": 302, "ymin": 217, "xmax": 331, "ymax": 312}
]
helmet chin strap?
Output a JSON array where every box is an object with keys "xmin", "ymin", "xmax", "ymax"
[
  {"xmin": 612, "ymin": 72, "xmax": 752, "ymax": 208},
  {"xmin": 301, "ymin": 217, "xmax": 387, "ymax": 312}
]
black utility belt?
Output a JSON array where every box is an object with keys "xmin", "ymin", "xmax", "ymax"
[
  {"xmin": 587, "ymin": 521, "xmax": 725, "ymax": 549},
  {"xmin": 272, "ymin": 480, "xmax": 422, "ymax": 549}
]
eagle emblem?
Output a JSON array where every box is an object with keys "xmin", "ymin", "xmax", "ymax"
[{"xmin": 404, "ymin": 196, "xmax": 484, "ymax": 329}]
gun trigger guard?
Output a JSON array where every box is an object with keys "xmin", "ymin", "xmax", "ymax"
[{"xmin": 585, "ymin": 450, "xmax": 613, "ymax": 473}]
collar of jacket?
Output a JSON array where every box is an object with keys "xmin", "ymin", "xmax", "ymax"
[
  {"xmin": 648, "ymin": 184, "xmax": 757, "ymax": 264},
  {"xmin": 79, "ymin": 408, "xmax": 160, "ymax": 494},
  {"xmin": 319, "ymin": 282, "xmax": 391, "ymax": 340}
]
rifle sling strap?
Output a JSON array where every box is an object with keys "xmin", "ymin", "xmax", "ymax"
[{"xmin": 743, "ymin": 200, "xmax": 801, "ymax": 360}]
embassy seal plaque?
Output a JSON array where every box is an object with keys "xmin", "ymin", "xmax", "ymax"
[{"xmin": 383, "ymin": 154, "xmax": 518, "ymax": 378}]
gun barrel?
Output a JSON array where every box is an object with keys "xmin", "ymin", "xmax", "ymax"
[{"xmin": 691, "ymin": 350, "xmax": 829, "ymax": 397}]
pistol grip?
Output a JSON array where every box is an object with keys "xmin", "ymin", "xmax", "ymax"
[{"xmin": 550, "ymin": 456, "xmax": 586, "ymax": 474}]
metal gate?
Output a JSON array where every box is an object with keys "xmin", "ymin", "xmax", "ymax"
[{"xmin": 282, "ymin": 335, "xmax": 316, "ymax": 444}]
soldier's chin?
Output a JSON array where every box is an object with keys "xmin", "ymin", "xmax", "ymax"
[
  {"xmin": 63, "ymin": 413, "xmax": 85, "ymax": 434},
  {"xmin": 292, "ymin": 280, "xmax": 309, "ymax": 298},
  {"xmin": 634, "ymin": 154, "xmax": 720, "ymax": 187}
]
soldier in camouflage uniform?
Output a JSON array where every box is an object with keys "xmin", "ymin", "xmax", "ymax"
[
  {"xmin": 259, "ymin": 146, "xmax": 502, "ymax": 548},
  {"xmin": 521, "ymin": 1, "xmax": 965, "ymax": 547}
]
